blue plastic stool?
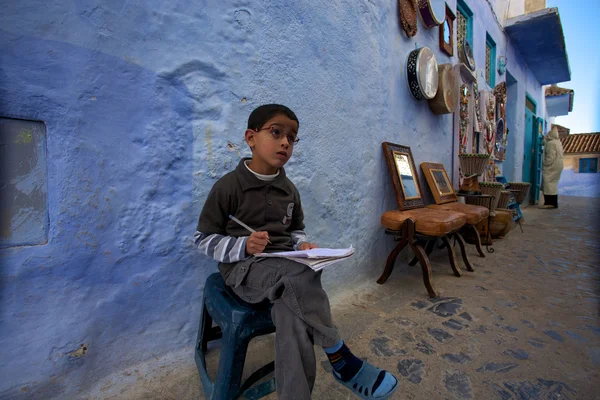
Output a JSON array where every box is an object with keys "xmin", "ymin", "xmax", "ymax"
[
  {"xmin": 195, "ymin": 273, "xmax": 276, "ymax": 400},
  {"xmin": 496, "ymin": 175, "xmax": 523, "ymax": 231}
]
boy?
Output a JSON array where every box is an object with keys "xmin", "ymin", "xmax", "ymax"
[{"xmin": 195, "ymin": 104, "xmax": 398, "ymax": 399}]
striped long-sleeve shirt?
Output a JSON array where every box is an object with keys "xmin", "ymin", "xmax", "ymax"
[{"xmin": 194, "ymin": 230, "xmax": 309, "ymax": 263}]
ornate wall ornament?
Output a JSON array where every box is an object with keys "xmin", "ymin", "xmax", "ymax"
[
  {"xmin": 485, "ymin": 94, "xmax": 496, "ymax": 155},
  {"xmin": 459, "ymin": 84, "xmax": 470, "ymax": 154},
  {"xmin": 398, "ymin": 0, "xmax": 418, "ymax": 37},
  {"xmin": 493, "ymin": 81, "xmax": 507, "ymax": 160},
  {"xmin": 406, "ymin": 47, "xmax": 439, "ymax": 101},
  {"xmin": 473, "ymin": 80, "xmax": 483, "ymax": 133},
  {"xmin": 497, "ymin": 56, "xmax": 507, "ymax": 75}
]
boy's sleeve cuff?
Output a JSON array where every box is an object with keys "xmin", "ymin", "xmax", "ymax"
[{"xmin": 294, "ymin": 240, "xmax": 308, "ymax": 251}]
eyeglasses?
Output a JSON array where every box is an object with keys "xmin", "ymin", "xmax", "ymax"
[{"xmin": 255, "ymin": 124, "xmax": 300, "ymax": 145}]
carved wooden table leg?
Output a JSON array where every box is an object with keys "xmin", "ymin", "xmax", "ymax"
[
  {"xmin": 469, "ymin": 224, "xmax": 486, "ymax": 258},
  {"xmin": 409, "ymin": 239, "xmax": 435, "ymax": 266},
  {"xmin": 411, "ymin": 241, "xmax": 438, "ymax": 298},
  {"xmin": 406, "ymin": 220, "xmax": 438, "ymax": 298},
  {"xmin": 377, "ymin": 230, "xmax": 408, "ymax": 284},
  {"xmin": 441, "ymin": 235, "xmax": 462, "ymax": 277},
  {"xmin": 454, "ymin": 231, "xmax": 474, "ymax": 272}
]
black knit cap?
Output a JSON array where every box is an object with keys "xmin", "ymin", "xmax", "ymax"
[{"xmin": 247, "ymin": 104, "xmax": 299, "ymax": 131}]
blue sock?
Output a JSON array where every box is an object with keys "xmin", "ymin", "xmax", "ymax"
[{"xmin": 323, "ymin": 341, "xmax": 363, "ymax": 381}]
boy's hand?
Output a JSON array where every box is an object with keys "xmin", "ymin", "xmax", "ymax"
[
  {"xmin": 246, "ymin": 231, "xmax": 269, "ymax": 255},
  {"xmin": 298, "ymin": 242, "xmax": 319, "ymax": 250}
]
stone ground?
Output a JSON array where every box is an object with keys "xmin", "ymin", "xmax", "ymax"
[{"xmin": 88, "ymin": 196, "xmax": 600, "ymax": 400}]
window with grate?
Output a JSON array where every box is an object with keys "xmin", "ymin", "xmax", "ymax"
[
  {"xmin": 456, "ymin": 0, "xmax": 472, "ymax": 46},
  {"xmin": 457, "ymin": 12, "xmax": 467, "ymax": 46},
  {"xmin": 485, "ymin": 33, "xmax": 496, "ymax": 87},
  {"xmin": 485, "ymin": 43, "xmax": 491, "ymax": 84}
]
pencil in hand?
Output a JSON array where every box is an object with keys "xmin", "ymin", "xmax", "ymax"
[{"xmin": 228, "ymin": 215, "xmax": 273, "ymax": 244}]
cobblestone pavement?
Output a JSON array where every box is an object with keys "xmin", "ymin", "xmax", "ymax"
[{"xmin": 98, "ymin": 196, "xmax": 599, "ymax": 400}]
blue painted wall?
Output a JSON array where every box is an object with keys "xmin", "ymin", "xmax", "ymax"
[
  {"xmin": 463, "ymin": 0, "xmax": 549, "ymax": 182},
  {"xmin": 558, "ymin": 169, "xmax": 600, "ymax": 197},
  {"xmin": 0, "ymin": 0, "xmax": 547, "ymax": 397}
]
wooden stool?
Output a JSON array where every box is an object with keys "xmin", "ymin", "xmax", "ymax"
[
  {"xmin": 427, "ymin": 202, "xmax": 489, "ymax": 257},
  {"xmin": 419, "ymin": 162, "xmax": 491, "ymax": 257},
  {"xmin": 379, "ymin": 209, "xmax": 468, "ymax": 298}
]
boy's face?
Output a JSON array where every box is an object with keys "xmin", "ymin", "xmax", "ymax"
[{"xmin": 245, "ymin": 114, "xmax": 299, "ymax": 171}]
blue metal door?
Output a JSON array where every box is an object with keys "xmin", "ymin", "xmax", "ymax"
[{"xmin": 522, "ymin": 109, "xmax": 534, "ymax": 183}]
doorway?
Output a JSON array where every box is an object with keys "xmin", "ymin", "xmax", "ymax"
[
  {"xmin": 504, "ymin": 72, "xmax": 518, "ymax": 181},
  {"xmin": 522, "ymin": 94, "xmax": 536, "ymax": 185},
  {"xmin": 522, "ymin": 94, "xmax": 543, "ymax": 205}
]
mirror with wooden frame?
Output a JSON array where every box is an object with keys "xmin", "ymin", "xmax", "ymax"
[
  {"xmin": 421, "ymin": 162, "xmax": 458, "ymax": 204},
  {"xmin": 382, "ymin": 142, "xmax": 424, "ymax": 210},
  {"xmin": 439, "ymin": 5, "xmax": 456, "ymax": 57}
]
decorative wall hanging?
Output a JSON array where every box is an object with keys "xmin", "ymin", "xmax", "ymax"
[
  {"xmin": 428, "ymin": 63, "xmax": 459, "ymax": 114},
  {"xmin": 459, "ymin": 38, "xmax": 475, "ymax": 71},
  {"xmin": 493, "ymin": 81, "xmax": 507, "ymax": 159},
  {"xmin": 418, "ymin": 0, "xmax": 446, "ymax": 29},
  {"xmin": 398, "ymin": 0, "xmax": 418, "ymax": 37},
  {"xmin": 485, "ymin": 123, "xmax": 495, "ymax": 155},
  {"xmin": 484, "ymin": 94, "xmax": 496, "ymax": 155},
  {"xmin": 439, "ymin": 5, "xmax": 456, "ymax": 56},
  {"xmin": 472, "ymin": 81, "xmax": 483, "ymax": 133},
  {"xmin": 407, "ymin": 47, "xmax": 439, "ymax": 101},
  {"xmin": 472, "ymin": 131, "xmax": 480, "ymax": 153},
  {"xmin": 486, "ymin": 159, "xmax": 495, "ymax": 182},
  {"xmin": 494, "ymin": 119, "xmax": 506, "ymax": 160},
  {"xmin": 494, "ymin": 163, "xmax": 501, "ymax": 177},
  {"xmin": 497, "ymin": 56, "xmax": 507, "ymax": 75},
  {"xmin": 459, "ymin": 84, "xmax": 470, "ymax": 154},
  {"xmin": 494, "ymin": 81, "xmax": 507, "ymax": 127}
]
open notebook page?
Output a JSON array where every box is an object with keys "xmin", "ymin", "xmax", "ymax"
[{"xmin": 254, "ymin": 246, "xmax": 354, "ymax": 259}]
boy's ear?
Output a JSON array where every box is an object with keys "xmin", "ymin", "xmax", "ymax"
[{"xmin": 244, "ymin": 129, "xmax": 256, "ymax": 150}]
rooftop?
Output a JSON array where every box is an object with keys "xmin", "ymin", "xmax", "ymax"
[
  {"xmin": 545, "ymin": 85, "xmax": 574, "ymax": 116},
  {"xmin": 505, "ymin": 8, "xmax": 571, "ymax": 85},
  {"xmin": 545, "ymin": 86, "xmax": 573, "ymax": 97},
  {"xmin": 561, "ymin": 133, "xmax": 600, "ymax": 154}
]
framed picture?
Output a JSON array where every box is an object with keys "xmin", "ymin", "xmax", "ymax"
[
  {"xmin": 382, "ymin": 142, "xmax": 425, "ymax": 210},
  {"xmin": 439, "ymin": 5, "xmax": 456, "ymax": 57},
  {"xmin": 421, "ymin": 162, "xmax": 458, "ymax": 204}
]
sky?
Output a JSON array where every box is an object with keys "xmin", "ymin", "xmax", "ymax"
[{"xmin": 546, "ymin": 0, "xmax": 600, "ymax": 134}]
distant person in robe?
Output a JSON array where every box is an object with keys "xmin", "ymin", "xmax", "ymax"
[{"xmin": 540, "ymin": 126, "xmax": 564, "ymax": 209}]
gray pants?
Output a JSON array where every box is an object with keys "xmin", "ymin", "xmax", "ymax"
[{"xmin": 219, "ymin": 257, "xmax": 341, "ymax": 400}]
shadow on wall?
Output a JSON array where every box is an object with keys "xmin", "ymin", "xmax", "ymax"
[
  {"xmin": 558, "ymin": 170, "xmax": 600, "ymax": 198},
  {"xmin": 0, "ymin": 32, "xmax": 217, "ymax": 399}
]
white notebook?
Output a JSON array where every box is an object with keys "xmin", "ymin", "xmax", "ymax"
[{"xmin": 254, "ymin": 246, "xmax": 354, "ymax": 271}]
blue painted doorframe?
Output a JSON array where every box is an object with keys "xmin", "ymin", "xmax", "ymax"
[
  {"xmin": 532, "ymin": 117, "xmax": 544, "ymax": 204},
  {"xmin": 522, "ymin": 108, "xmax": 534, "ymax": 184},
  {"xmin": 522, "ymin": 94, "xmax": 543, "ymax": 205}
]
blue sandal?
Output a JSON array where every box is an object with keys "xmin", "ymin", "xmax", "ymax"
[{"xmin": 332, "ymin": 362, "xmax": 399, "ymax": 399}]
